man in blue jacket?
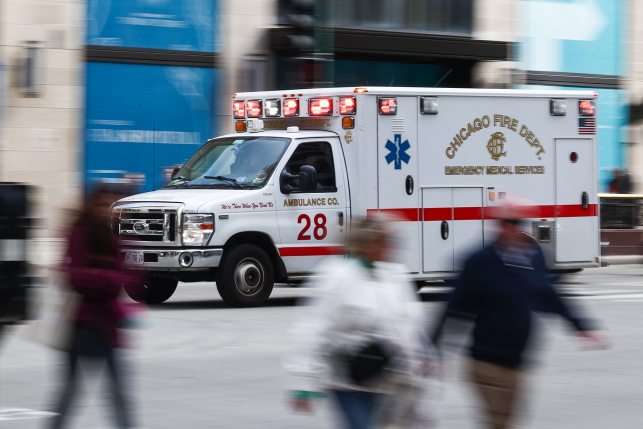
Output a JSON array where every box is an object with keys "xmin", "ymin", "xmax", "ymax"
[{"xmin": 433, "ymin": 200, "xmax": 606, "ymax": 429}]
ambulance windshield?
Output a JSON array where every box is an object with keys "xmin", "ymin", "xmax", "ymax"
[{"xmin": 165, "ymin": 137, "xmax": 291, "ymax": 189}]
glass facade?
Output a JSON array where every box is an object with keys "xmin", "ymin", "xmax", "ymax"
[
  {"xmin": 278, "ymin": 0, "xmax": 473, "ymax": 34},
  {"xmin": 277, "ymin": 57, "xmax": 455, "ymax": 90}
]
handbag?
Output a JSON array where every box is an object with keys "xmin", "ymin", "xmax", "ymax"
[
  {"xmin": 346, "ymin": 341, "xmax": 394, "ymax": 385},
  {"xmin": 22, "ymin": 271, "xmax": 80, "ymax": 351}
]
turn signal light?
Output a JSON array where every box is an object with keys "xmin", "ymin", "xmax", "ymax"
[
  {"xmin": 283, "ymin": 98, "xmax": 299, "ymax": 116},
  {"xmin": 246, "ymin": 100, "xmax": 262, "ymax": 118},
  {"xmin": 235, "ymin": 121, "xmax": 246, "ymax": 132},
  {"xmin": 354, "ymin": 87, "xmax": 368, "ymax": 93},
  {"xmin": 379, "ymin": 98, "xmax": 397, "ymax": 115},
  {"xmin": 342, "ymin": 117, "xmax": 354, "ymax": 129},
  {"xmin": 233, "ymin": 101, "xmax": 245, "ymax": 118},
  {"xmin": 309, "ymin": 98, "xmax": 333, "ymax": 116},
  {"xmin": 339, "ymin": 96, "xmax": 356, "ymax": 115}
]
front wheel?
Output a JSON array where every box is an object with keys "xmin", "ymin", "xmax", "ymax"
[
  {"xmin": 124, "ymin": 277, "xmax": 178, "ymax": 304},
  {"xmin": 216, "ymin": 244, "xmax": 274, "ymax": 307}
]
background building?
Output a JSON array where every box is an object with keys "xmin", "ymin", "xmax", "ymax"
[
  {"xmin": 0, "ymin": 0, "xmax": 85, "ymax": 240},
  {"xmin": 0, "ymin": 0, "xmax": 636, "ymax": 243}
]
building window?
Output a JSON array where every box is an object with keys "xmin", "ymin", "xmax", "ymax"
[{"xmin": 278, "ymin": 0, "xmax": 473, "ymax": 34}]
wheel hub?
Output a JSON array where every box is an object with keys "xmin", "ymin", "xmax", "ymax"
[{"xmin": 234, "ymin": 259, "xmax": 263, "ymax": 295}]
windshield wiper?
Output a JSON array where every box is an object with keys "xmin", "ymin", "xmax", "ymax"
[{"xmin": 204, "ymin": 176, "xmax": 244, "ymax": 189}]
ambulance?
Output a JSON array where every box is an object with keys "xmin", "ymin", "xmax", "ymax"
[{"xmin": 113, "ymin": 87, "xmax": 600, "ymax": 307}]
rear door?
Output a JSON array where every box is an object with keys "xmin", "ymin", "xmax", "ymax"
[
  {"xmin": 422, "ymin": 187, "xmax": 484, "ymax": 273},
  {"xmin": 453, "ymin": 187, "xmax": 484, "ymax": 269},
  {"xmin": 377, "ymin": 97, "xmax": 420, "ymax": 272},
  {"xmin": 276, "ymin": 138, "xmax": 349, "ymax": 273},
  {"xmin": 555, "ymin": 138, "xmax": 596, "ymax": 262},
  {"xmin": 422, "ymin": 188, "xmax": 453, "ymax": 272}
]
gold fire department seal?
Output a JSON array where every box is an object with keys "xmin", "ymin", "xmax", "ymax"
[
  {"xmin": 344, "ymin": 131, "xmax": 353, "ymax": 144},
  {"xmin": 487, "ymin": 132, "xmax": 507, "ymax": 161}
]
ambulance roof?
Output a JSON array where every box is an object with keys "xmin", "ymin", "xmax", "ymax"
[
  {"xmin": 213, "ymin": 130, "xmax": 337, "ymax": 140},
  {"xmin": 234, "ymin": 87, "xmax": 597, "ymax": 99}
]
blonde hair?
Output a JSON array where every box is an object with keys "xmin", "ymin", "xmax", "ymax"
[{"xmin": 347, "ymin": 213, "xmax": 396, "ymax": 258}]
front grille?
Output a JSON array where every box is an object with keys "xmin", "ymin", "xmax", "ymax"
[{"xmin": 113, "ymin": 207, "xmax": 178, "ymax": 244}]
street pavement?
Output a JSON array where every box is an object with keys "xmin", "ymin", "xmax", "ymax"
[{"xmin": 1, "ymin": 265, "xmax": 642, "ymax": 429}]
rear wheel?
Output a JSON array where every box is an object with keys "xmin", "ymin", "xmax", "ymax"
[
  {"xmin": 216, "ymin": 244, "xmax": 274, "ymax": 307},
  {"xmin": 124, "ymin": 277, "xmax": 178, "ymax": 304}
]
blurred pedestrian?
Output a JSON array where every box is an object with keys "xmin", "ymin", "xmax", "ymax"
[
  {"xmin": 47, "ymin": 185, "xmax": 140, "ymax": 429},
  {"xmin": 284, "ymin": 215, "xmax": 435, "ymax": 429},
  {"xmin": 432, "ymin": 197, "xmax": 607, "ymax": 429},
  {"xmin": 608, "ymin": 168, "xmax": 631, "ymax": 194}
]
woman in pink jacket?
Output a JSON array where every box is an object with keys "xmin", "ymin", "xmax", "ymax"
[{"xmin": 48, "ymin": 185, "xmax": 141, "ymax": 429}]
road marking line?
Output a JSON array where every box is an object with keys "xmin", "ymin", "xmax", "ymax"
[
  {"xmin": 573, "ymin": 293, "xmax": 643, "ymax": 300},
  {"xmin": 0, "ymin": 408, "xmax": 56, "ymax": 421}
]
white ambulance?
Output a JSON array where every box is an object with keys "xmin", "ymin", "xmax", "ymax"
[{"xmin": 113, "ymin": 87, "xmax": 600, "ymax": 307}]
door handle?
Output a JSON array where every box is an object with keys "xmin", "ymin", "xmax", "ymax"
[
  {"xmin": 406, "ymin": 175, "xmax": 414, "ymax": 195},
  {"xmin": 582, "ymin": 192, "xmax": 589, "ymax": 210},
  {"xmin": 338, "ymin": 212, "xmax": 344, "ymax": 226},
  {"xmin": 441, "ymin": 220, "xmax": 449, "ymax": 240}
]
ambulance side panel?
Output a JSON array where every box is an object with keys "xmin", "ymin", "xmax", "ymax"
[{"xmin": 417, "ymin": 95, "xmax": 598, "ymax": 271}]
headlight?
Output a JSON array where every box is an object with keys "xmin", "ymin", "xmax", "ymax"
[{"xmin": 182, "ymin": 214, "xmax": 214, "ymax": 245}]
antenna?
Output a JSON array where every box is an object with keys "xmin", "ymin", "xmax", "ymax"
[
  {"xmin": 389, "ymin": 77, "xmax": 395, "ymax": 86},
  {"xmin": 433, "ymin": 69, "xmax": 453, "ymax": 88}
]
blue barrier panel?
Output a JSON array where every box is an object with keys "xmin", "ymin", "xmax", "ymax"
[{"xmin": 85, "ymin": 62, "xmax": 215, "ymax": 193}]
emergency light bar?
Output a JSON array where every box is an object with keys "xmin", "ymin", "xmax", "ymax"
[
  {"xmin": 339, "ymin": 97, "xmax": 356, "ymax": 115},
  {"xmin": 233, "ymin": 101, "xmax": 245, "ymax": 119},
  {"xmin": 283, "ymin": 98, "xmax": 299, "ymax": 116},
  {"xmin": 246, "ymin": 100, "xmax": 262, "ymax": 118},
  {"xmin": 265, "ymin": 99, "xmax": 281, "ymax": 117},
  {"xmin": 420, "ymin": 97, "xmax": 439, "ymax": 115},
  {"xmin": 550, "ymin": 99, "xmax": 567, "ymax": 116},
  {"xmin": 579, "ymin": 100, "xmax": 596, "ymax": 116},
  {"xmin": 379, "ymin": 98, "xmax": 397, "ymax": 115},
  {"xmin": 309, "ymin": 98, "xmax": 333, "ymax": 116}
]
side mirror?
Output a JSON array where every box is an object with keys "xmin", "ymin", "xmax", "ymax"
[
  {"xmin": 280, "ymin": 165, "xmax": 318, "ymax": 194},
  {"xmin": 171, "ymin": 166, "xmax": 181, "ymax": 179}
]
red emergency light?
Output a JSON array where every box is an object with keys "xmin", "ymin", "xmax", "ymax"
[
  {"xmin": 579, "ymin": 100, "xmax": 595, "ymax": 116},
  {"xmin": 339, "ymin": 97, "xmax": 356, "ymax": 115},
  {"xmin": 233, "ymin": 101, "xmax": 245, "ymax": 119},
  {"xmin": 283, "ymin": 98, "xmax": 299, "ymax": 116},
  {"xmin": 246, "ymin": 100, "xmax": 262, "ymax": 118},
  {"xmin": 379, "ymin": 98, "xmax": 397, "ymax": 115},
  {"xmin": 309, "ymin": 98, "xmax": 333, "ymax": 116}
]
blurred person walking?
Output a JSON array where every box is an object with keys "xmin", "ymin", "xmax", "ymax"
[
  {"xmin": 432, "ymin": 197, "xmax": 607, "ymax": 429},
  {"xmin": 284, "ymin": 215, "xmax": 435, "ymax": 429},
  {"xmin": 47, "ymin": 185, "xmax": 140, "ymax": 429},
  {"xmin": 608, "ymin": 168, "xmax": 631, "ymax": 194}
]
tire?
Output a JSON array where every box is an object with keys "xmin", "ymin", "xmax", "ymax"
[
  {"xmin": 124, "ymin": 277, "xmax": 178, "ymax": 304},
  {"xmin": 216, "ymin": 244, "xmax": 275, "ymax": 307}
]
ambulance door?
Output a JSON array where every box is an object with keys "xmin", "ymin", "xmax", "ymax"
[
  {"xmin": 555, "ymin": 138, "xmax": 595, "ymax": 262},
  {"xmin": 453, "ymin": 187, "xmax": 484, "ymax": 269},
  {"xmin": 422, "ymin": 188, "xmax": 454, "ymax": 272},
  {"xmin": 276, "ymin": 138, "xmax": 349, "ymax": 273},
  {"xmin": 377, "ymin": 97, "xmax": 420, "ymax": 272}
]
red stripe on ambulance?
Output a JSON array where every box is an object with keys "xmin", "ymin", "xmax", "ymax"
[
  {"xmin": 368, "ymin": 204, "xmax": 597, "ymax": 221},
  {"xmin": 279, "ymin": 246, "xmax": 346, "ymax": 257}
]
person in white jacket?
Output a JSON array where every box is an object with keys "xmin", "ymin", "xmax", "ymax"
[{"xmin": 284, "ymin": 215, "xmax": 435, "ymax": 429}]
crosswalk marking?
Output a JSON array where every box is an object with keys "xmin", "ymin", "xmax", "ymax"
[
  {"xmin": 0, "ymin": 408, "xmax": 56, "ymax": 421},
  {"xmin": 420, "ymin": 285, "xmax": 643, "ymax": 302}
]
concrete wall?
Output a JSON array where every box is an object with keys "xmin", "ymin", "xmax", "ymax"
[
  {"xmin": 626, "ymin": 0, "xmax": 643, "ymax": 193},
  {"xmin": 0, "ymin": 0, "xmax": 85, "ymax": 239},
  {"xmin": 217, "ymin": 0, "xmax": 278, "ymax": 135},
  {"xmin": 471, "ymin": 0, "xmax": 518, "ymax": 89}
]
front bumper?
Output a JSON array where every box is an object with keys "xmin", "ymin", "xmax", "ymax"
[{"xmin": 120, "ymin": 248, "xmax": 223, "ymax": 271}]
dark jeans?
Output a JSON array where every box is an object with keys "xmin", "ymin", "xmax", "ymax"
[
  {"xmin": 49, "ymin": 324, "xmax": 134, "ymax": 429},
  {"xmin": 330, "ymin": 390, "xmax": 379, "ymax": 429}
]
